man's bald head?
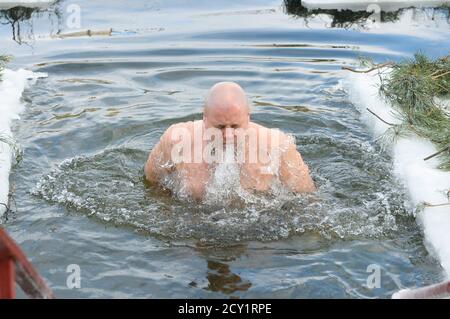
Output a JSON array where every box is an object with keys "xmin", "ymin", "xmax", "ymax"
[
  {"xmin": 204, "ymin": 82, "xmax": 250, "ymax": 116},
  {"xmin": 203, "ymin": 82, "xmax": 251, "ymax": 142}
]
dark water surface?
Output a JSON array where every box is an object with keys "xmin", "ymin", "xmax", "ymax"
[{"xmin": 2, "ymin": 0, "xmax": 450, "ymax": 298}]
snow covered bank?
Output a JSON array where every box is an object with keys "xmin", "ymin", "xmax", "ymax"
[
  {"xmin": 302, "ymin": 0, "xmax": 450, "ymax": 12},
  {"xmin": 0, "ymin": 69, "xmax": 46, "ymax": 216},
  {"xmin": 342, "ymin": 69, "xmax": 450, "ymax": 278},
  {"xmin": 0, "ymin": 0, "xmax": 55, "ymax": 10}
]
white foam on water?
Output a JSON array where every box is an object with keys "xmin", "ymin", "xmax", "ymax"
[
  {"xmin": 0, "ymin": 68, "xmax": 47, "ymax": 216},
  {"xmin": 342, "ymin": 69, "xmax": 450, "ymax": 277},
  {"xmin": 32, "ymin": 142, "xmax": 410, "ymax": 244}
]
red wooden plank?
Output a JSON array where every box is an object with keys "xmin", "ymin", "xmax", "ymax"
[
  {"xmin": 0, "ymin": 228, "xmax": 54, "ymax": 299},
  {"xmin": 0, "ymin": 258, "xmax": 15, "ymax": 299}
]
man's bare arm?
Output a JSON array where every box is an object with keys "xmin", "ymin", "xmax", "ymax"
[
  {"xmin": 144, "ymin": 125, "xmax": 177, "ymax": 184},
  {"xmin": 279, "ymin": 139, "xmax": 316, "ymax": 193},
  {"xmin": 144, "ymin": 139, "xmax": 164, "ymax": 184},
  {"xmin": 145, "ymin": 122, "xmax": 209, "ymax": 200}
]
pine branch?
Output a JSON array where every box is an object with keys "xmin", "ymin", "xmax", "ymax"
[
  {"xmin": 424, "ymin": 146, "xmax": 450, "ymax": 161},
  {"xmin": 342, "ymin": 62, "xmax": 394, "ymax": 73},
  {"xmin": 366, "ymin": 108, "xmax": 395, "ymax": 126}
]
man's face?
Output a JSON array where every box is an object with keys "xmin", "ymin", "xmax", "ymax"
[{"xmin": 204, "ymin": 103, "xmax": 249, "ymax": 145}]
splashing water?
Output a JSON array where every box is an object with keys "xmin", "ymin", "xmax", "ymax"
[
  {"xmin": 31, "ymin": 142, "xmax": 413, "ymax": 246},
  {"xmin": 205, "ymin": 144, "xmax": 245, "ymax": 204}
]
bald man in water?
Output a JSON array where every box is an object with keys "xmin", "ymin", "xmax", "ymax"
[{"xmin": 145, "ymin": 82, "xmax": 315, "ymax": 200}]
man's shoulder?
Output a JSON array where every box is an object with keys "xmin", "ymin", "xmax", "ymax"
[
  {"xmin": 162, "ymin": 120, "xmax": 202, "ymax": 145},
  {"xmin": 249, "ymin": 122, "xmax": 294, "ymax": 147},
  {"xmin": 164, "ymin": 120, "xmax": 201, "ymax": 134}
]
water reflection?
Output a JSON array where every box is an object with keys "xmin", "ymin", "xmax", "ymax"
[
  {"xmin": 205, "ymin": 260, "xmax": 252, "ymax": 295},
  {"xmin": 196, "ymin": 244, "xmax": 252, "ymax": 296},
  {"xmin": 283, "ymin": 0, "xmax": 449, "ymax": 28},
  {"xmin": 0, "ymin": 1, "xmax": 61, "ymax": 44},
  {"xmin": 2, "ymin": 0, "xmax": 450, "ymax": 46}
]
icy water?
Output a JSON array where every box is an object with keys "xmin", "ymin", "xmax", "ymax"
[{"xmin": 2, "ymin": 0, "xmax": 450, "ymax": 298}]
